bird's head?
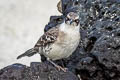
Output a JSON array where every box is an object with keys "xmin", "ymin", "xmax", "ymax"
[{"xmin": 65, "ymin": 12, "xmax": 80, "ymax": 26}]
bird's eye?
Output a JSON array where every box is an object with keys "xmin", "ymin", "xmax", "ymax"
[{"xmin": 75, "ymin": 19, "xmax": 79, "ymax": 23}]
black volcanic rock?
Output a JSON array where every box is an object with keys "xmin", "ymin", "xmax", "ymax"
[
  {"xmin": 44, "ymin": 16, "xmax": 64, "ymax": 32},
  {"xmin": 45, "ymin": 0, "xmax": 120, "ymax": 80},
  {"xmin": 0, "ymin": 63, "xmax": 78, "ymax": 80},
  {"xmin": 0, "ymin": 0, "xmax": 120, "ymax": 80}
]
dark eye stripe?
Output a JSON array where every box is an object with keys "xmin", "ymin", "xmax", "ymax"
[{"xmin": 66, "ymin": 17, "xmax": 70, "ymax": 21}]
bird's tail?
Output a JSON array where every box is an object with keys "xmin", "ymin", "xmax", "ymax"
[{"xmin": 17, "ymin": 48, "xmax": 38, "ymax": 59}]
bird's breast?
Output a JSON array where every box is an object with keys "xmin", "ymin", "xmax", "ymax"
[{"xmin": 43, "ymin": 29, "xmax": 80, "ymax": 60}]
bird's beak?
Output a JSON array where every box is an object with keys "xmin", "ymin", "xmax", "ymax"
[{"xmin": 70, "ymin": 19, "xmax": 73, "ymax": 25}]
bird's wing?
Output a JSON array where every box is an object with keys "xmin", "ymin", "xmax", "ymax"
[
  {"xmin": 17, "ymin": 26, "xmax": 59, "ymax": 59},
  {"xmin": 34, "ymin": 26, "xmax": 59, "ymax": 49}
]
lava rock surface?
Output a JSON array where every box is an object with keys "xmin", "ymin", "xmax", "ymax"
[
  {"xmin": 0, "ymin": 0, "xmax": 120, "ymax": 80},
  {"xmin": 0, "ymin": 63, "xmax": 78, "ymax": 80},
  {"xmin": 45, "ymin": 0, "xmax": 120, "ymax": 80}
]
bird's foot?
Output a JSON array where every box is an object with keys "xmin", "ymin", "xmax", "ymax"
[
  {"xmin": 48, "ymin": 60, "xmax": 67, "ymax": 72},
  {"xmin": 55, "ymin": 65, "xmax": 67, "ymax": 72}
]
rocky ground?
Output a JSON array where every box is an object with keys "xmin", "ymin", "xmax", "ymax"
[{"xmin": 0, "ymin": 0, "xmax": 120, "ymax": 80}]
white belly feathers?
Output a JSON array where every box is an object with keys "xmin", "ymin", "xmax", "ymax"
[{"xmin": 43, "ymin": 25, "xmax": 80, "ymax": 60}]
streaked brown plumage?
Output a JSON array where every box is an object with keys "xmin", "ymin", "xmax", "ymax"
[{"xmin": 17, "ymin": 12, "xmax": 80, "ymax": 71}]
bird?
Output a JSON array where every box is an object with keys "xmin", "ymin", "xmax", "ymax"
[{"xmin": 17, "ymin": 12, "xmax": 80, "ymax": 72}]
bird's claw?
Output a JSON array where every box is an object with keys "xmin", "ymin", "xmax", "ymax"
[{"xmin": 56, "ymin": 65, "xmax": 68, "ymax": 72}]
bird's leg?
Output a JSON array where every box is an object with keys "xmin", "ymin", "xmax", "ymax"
[
  {"xmin": 60, "ymin": 59, "xmax": 68, "ymax": 71},
  {"xmin": 60, "ymin": 59, "xmax": 65, "ymax": 67},
  {"xmin": 48, "ymin": 59, "xmax": 67, "ymax": 72},
  {"xmin": 40, "ymin": 54, "xmax": 47, "ymax": 62}
]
